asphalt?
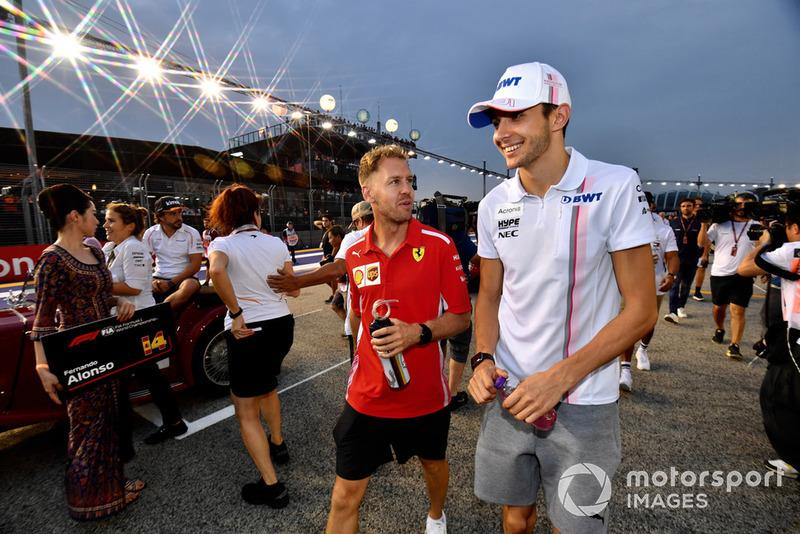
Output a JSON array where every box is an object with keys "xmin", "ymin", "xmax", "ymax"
[{"xmin": 0, "ymin": 280, "xmax": 799, "ymax": 533}]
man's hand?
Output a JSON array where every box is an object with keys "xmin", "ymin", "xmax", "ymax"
[
  {"xmin": 502, "ymin": 369, "xmax": 563, "ymax": 425},
  {"xmin": 657, "ymin": 274, "xmax": 674, "ymax": 292},
  {"xmin": 152, "ymin": 279, "xmax": 169, "ymax": 293},
  {"xmin": 267, "ymin": 267, "xmax": 300, "ymax": 293},
  {"xmin": 370, "ymin": 318, "xmax": 420, "ymax": 358},
  {"xmin": 467, "ymin": 360, "xmax": 506, "ymax": 404}
]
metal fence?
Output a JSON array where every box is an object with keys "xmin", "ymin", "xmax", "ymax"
[{"xmin": 0, "ymin": 163, "xmax": 362, "ymax": 247}]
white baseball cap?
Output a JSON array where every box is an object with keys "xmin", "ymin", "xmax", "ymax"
[{"xmin": 467, "ymin": 62, "xmax": 571, "ymax": 128}]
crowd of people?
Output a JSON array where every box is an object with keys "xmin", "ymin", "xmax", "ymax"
[{"xmin": 29, "ymin": 60, "xmax": 797, "ymax": 533}]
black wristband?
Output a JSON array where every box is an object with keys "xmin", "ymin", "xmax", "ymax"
[
  {"xmin": 229, "ymin": 308, "xmax": 243, "ymax": 319},
  {"xmin": 470, "ymin": 352, "xmax": 494, "ymax": 372},
  {"xmin": 417, "ymin": 324, "xmax": 432, "ymax": 345}
]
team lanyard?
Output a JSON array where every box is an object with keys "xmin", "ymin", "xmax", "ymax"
[
  {"xmin": 680, "ymin": 215, "xmax": 696, "ymax": 245},
  {"xmin": 730, "ymin": 221, "xmax": 747, "ymax": 256}
]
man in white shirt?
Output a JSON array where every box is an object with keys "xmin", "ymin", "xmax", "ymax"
[
  {"xmin": 698, "ymin": 193, "xmax": 757, "ymax": 359},
  {"xmin": 620, "ymin": 216, "xmax": 679, "ymax": 391},
  {"xmin": 143, "ymin": 196, "xmax": 204, "ymax": 311},
  {"xmin": 466, "ymin": 61, "xmax": 656, "ymax": 533}
]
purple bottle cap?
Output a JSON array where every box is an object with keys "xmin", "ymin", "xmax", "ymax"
[{"xmin": 494, "ymin": 376, "xmax": 507, "ymax": 389}]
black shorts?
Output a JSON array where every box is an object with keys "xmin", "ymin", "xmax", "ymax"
[
  {"xmin": 710, "ymin": 274, "xmax": 754, "ymax": 307},
  {"xmin": 333, "ymin": 403, "xmax": 450, "ymax": 480},
  {"xmin": 225, "ymin": 314, "xmax": 294, "ymax": 397}
]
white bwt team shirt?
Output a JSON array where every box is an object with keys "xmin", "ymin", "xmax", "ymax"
[{"xmin": 477, "ymin": 148, "xmax": 654, "ymax": 405}]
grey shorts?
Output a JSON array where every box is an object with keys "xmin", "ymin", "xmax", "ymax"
[{"xmin": 474, "ymin": 399, "xmax": 621, "ymax": 533}]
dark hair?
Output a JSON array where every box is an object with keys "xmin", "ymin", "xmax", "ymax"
[
  {"xmin": 736, "ymin": 192, "xmax": 758, "ymax": 203},
  {"xmin": 106, "ymin": 201, "xmax": 149, "ymax": 239},
  {"xmin": 329, "ymin": 225, "xmax": 345, "ymax": 238},
  {"xmin": 541, "ymin": 104, "xmax": 569, "ymax": 138},
  {"xmin": 679, "ymin": 197, "xmax": 696, "ymax": 206},
  {"xmin": 321, "ymin": 212, "xmax": 332, "ymax": 221},
  {"xmin": 37, "ymin": 184, "xmax": 93, "ymax": 232},
  {"xmin": 206, "ymin": 184, "xmax": 263, "ymax": 234}
]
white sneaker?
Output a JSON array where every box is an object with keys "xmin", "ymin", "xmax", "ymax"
[
  {"xmin": 426, "ymin": 511, "xmax": 447, "ymax": 534},
  {"xmin": 677, "ymin": 307, "xmax": 687, "ymax": 318},
  {"xmin": 664, "ymin": 313, "xmax": 679, "ymax": 324},
  {"xmin": 619, "ymin": 368, "xmax": 632, "ymax": 392},
  {"xmin": 764, "ymin": 459, "xmax": 799, "ymax": 479},
  {"xmin": 636, "ymin": 345, "xmax": 651, "ymax": 370}
]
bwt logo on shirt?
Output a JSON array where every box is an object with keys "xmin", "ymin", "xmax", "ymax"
[
  {"xmin": 561, "ymin": 192, "xmax": 604, "ymax": 205},
  {"xmin": 497, "ymin": 77, "xmax": 522, "ymax": 90}
]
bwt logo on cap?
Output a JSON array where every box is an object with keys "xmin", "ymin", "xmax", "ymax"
[{"xmin": 496, "ymin": 76, "xmax": 522, "ymax": 91}]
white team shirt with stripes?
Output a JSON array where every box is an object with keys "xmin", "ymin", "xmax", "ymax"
[{"xmin": 477, "ymin": 147, "xmax": 654, "ymax": 405}]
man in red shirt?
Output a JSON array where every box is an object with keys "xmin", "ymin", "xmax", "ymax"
[{"xmin": 326, "ymin": 145, "xmax": 472, "ymax": 534}]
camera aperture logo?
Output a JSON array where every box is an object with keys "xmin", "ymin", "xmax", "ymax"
[
  {"xmin": 626, "ymin": 467, "xmax": 784, "ymax": 509},
  {"xmin": 558, "ymin": 463, "xmax": 612, "ymax": 519}
]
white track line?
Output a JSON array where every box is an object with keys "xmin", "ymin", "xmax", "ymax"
[
  {"xmin": 134, "ymin": 357, "xmax": 350, "ymax": 438},
  {"xmin": 172, "ymin": 359, "xmax": 349, "ymax": 439}
]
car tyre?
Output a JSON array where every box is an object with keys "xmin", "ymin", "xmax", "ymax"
[{"xmin": 192, "ymin": 319, "xmax": 229, "ymax": 395}]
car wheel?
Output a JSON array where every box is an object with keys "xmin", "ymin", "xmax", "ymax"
[{"xmin": 192, "ymin": 320, "xmax": 229, "ymax": 395}]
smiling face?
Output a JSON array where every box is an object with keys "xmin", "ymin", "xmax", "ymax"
[
  {"xmin": 491, "ymin": 105, "xmax": 553, "ymax": 171},
  {"xmin": 103, "ymin": 209, "xmax": 136, "ymax": 244},
  {"xmin": 362, "ymin": 157, "xmax": 414, "ymax": 225}
]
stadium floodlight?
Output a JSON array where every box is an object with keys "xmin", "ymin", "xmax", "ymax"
[
  {"xmin": 201, "ymin": 77, "xmax": 221, "ymax": 99},
  {"xmin": 291, "ymin": 111, "xmax": 304, "ymax": 120},
  {"xmin": 450, "ymin": 163, "xmax": 456, "ymax": 167},
  {"xmin": 50, "ymin": 32, "xmax": 83, "ymax": 59},
  {"xmin": 438, "ymin": 160, "xmax": 444, "ymax": 164},
  {"xmin": 251, "ymin": 97, "xmax": 269, "ymax": 111},
  {"xmin": 408, "ymin": 150, "xmax": 415, "ymax": 156},
  {"xmin": 136, "ymin": 55, "xmax": 161, "ymax": 81},
  {"xmin": 661, "ymin": 182, "xmax": 667, "ymax": 185},
  {"xmin": 676, "ymin": 182, "xmax": 681, "ymax": 186},
  {"xmin": 322, "ymin": 121, "xmax": 332, "ymax": 129},
  {"xmin": 368, "ymin": 138, "xmax": 376, "ymax": 144},
  {"xmin": 347, "ymin": 131, "xmax": 356, "ymax": 137}
]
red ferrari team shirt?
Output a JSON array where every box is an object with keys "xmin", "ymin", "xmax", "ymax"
[{"xmin": 346, "ymin": 218, "xmax": 472, "ymax": 418}]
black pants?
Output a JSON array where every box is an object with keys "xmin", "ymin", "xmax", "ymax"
[{"xmin": 133, "ymin": 361, "xmax": 183, "ymax": 425}]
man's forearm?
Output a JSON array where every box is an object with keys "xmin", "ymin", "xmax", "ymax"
[
  {"xmin": 426, "ymin": 311, "xmax": 471, "ymax": 342},
  {"xmin": 474, "ymin": 291, "xmax": 501, "ymax": 355},
  {"xmin": 171, "ymin": 255, "xmax": 202, "ymax": 284}
]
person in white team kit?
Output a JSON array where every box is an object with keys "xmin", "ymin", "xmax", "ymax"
[
  {"xmin": 698, "ymin": 193, "xmax": 758, "ymax": 359},
  {"xmin": 466, "ymin": 62, "xmax": 657, "ymax": 533},
  {"xmin": 143, "ymin": 196, "xmax": 204, "ymax": 311},
  {"xmin": 620, "ymin": 203, "xmax": 679, "ymax": 391},
  {"xmin": 207, "ymin": 185, "xmax": 299, "ymax": 508}
]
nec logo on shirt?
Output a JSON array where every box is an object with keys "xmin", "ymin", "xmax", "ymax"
[{"xmin": 561, "ymin": 192, "xmax": 603, "ymax": 205}]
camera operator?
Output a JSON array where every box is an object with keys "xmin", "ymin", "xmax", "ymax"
[
  {"xmin": 698, "ymin": 192, "xmax": 758, "ymax": 359},
  {"xmin": 737, "ymin": 214, "xmax": 800, "ymax": 478}
]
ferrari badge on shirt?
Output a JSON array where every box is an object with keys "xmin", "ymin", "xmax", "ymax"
[{"xmin": 412, "ymin": 247, "xmax": 425, "ymax": 262}]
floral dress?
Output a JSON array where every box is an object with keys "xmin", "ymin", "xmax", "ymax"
[{"xmin": 31, "ymin": 244, "xmax": 126, "ymax": 521}]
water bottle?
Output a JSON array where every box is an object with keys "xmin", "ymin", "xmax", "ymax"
[
  {"xmin": 368, "ymin": 299, "xmax": 411, "ymax": 390},
  {"xmin": 494, "ymin": 376, "xmax": 558, "ymax": 431}
]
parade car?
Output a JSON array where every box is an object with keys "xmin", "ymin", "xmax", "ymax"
[{"xmin": 0, "ymin": 274, "xmax": 229, "ymax": 430}]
